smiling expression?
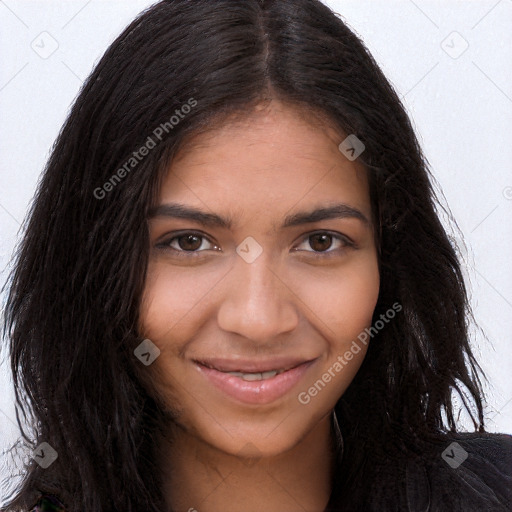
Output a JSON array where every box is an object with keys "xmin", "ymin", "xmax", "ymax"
[{"xmin": 139, "ymin": 100, "xmax": 380, "ymax": 457}]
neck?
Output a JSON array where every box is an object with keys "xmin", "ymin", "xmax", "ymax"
[{"xmin": 158, "ymin": 414, "xmax": 337, "ymax": 512}]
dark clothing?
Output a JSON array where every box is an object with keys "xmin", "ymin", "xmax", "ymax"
[
  {"xmin": 29, "ymin": 494, "xmax": 65, "ymax": 512},
  {"xmin": 324, "ymin": 414, "xmax": 512, "ymax": 511},
  {"xmin": 31, "ymin": 419, "xmax": 512, "ymax": 511}
]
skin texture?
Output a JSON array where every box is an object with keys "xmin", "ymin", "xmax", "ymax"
[{"xmin": 139, "ymin": 100, "xmax": 380, "ymax": 512}]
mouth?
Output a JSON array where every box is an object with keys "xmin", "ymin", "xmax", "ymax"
[
  {"xmin": 194, "ymin": 358, "xmax": 306, "ymax": 381},
  {"xmin": 193, "ymin": 357, "xmax": 317, "ymax": 405}
]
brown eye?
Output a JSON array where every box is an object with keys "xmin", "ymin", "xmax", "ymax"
[
  {"xmin": 308, "ymin": 233, "xmax": 333, "ymax": 252},
  {"xmin": 177, "ymin": 234, "xmax": 202, "ymax": 251},
  {"xmin": 156, "ymin": 231, "xmax": 220, "ymax": 256},
  {"xmin": 293, "ymin": 231, "xmax": 354, "ymax": 257}
]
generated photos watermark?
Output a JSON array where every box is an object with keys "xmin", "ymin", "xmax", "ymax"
[
  {"xmin": 32, "ymin": 441, "xmax": 58, "ymax": 469},
  {"xmin": 441, "ymin": 441, "xmax": 468, "ymax": 469},
  {"xmin": 338, "ymin": 134, "xmax": 365, "ymax": 161},
  {"xmin": 93, "ymin": 97, "xmax": 197, "ymax": 200},
  {"xmin": 297, "ymin": 302, "xmax": 402, "ymax": 405},
  {"xmin": 134, "ymin": 338, "xmax": 161, "ymax": 366}
]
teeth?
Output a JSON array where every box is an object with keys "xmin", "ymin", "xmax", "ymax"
[{"xmin": 225, "ymin": 369, "xmax": 283, "ymax": 381}]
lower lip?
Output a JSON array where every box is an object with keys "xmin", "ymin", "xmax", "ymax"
[{"xmin": 194, "ymin": 360, "xmax": 316, "ymax": 405}]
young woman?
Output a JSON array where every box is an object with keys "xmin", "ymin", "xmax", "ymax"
[{"xmin": 1, "ymin": 0, "xmax": 511, "ymax": 511}]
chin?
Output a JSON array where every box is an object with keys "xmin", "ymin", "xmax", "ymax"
[{"xmin": 183, "ymin": 403, "xmax": 331, "ymax": 461}]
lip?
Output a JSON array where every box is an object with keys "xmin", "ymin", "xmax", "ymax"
[
  {"xmin": 194, "ymin": 358, "xmax": 317, "ymax": 405},
  {"xmin": 193, "ymin": 356, "xmax": 312, "ymax": 373}
]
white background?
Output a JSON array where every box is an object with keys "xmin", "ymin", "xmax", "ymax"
[{"xmin": 1, "ymin": 0, "xmax": 511, "ymax": 494}]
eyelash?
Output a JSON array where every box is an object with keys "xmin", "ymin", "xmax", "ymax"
[{"xmin": 155, "ymin": 230, "xmax": 356, "ymax": 259}]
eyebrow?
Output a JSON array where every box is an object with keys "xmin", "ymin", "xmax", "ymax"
[{"xmin": 148, "ymin": 202, "xmax": 370, "ymax": 230}]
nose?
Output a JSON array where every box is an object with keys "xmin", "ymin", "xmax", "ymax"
[{"xmin": 217, "ymin": 252, "xmax": 299, "ymax": 343}]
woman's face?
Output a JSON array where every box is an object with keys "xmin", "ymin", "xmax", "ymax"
[{"xmin": 140, "ymin": 101, "xmax": 380, "ymax": 458}]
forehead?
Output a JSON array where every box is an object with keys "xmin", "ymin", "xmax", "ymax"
[
  {"xmin": 158, "ymin": 101, "xmax": 371, "ymax": 228},
  {"xmin": 173, "ymin": 101, "xmax": 356, "ymax": 167}
]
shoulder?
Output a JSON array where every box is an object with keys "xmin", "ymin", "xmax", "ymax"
[{"xmin": 406, "ymin": 432, "xmax": 512, "ymax": 512}]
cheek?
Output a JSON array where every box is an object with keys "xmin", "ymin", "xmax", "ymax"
[
  {"xmin": 293, "ymin": 253, "xmax": 380, "ymax": 342},
  {"xmin": 139, "ymin": 262, "xmax": 218, "ymax": 342},
  {"xmin": 294, "ymin": 256, "xmax": 379, "ymax": 408},
  {"xmin": 138, "ymin": 263, "xmax": 219, "ymax": 410}
]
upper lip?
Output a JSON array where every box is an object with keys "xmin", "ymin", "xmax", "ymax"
[{"xmin": 194, "ymin": 357, "xmax": 314, "ymax": 373}]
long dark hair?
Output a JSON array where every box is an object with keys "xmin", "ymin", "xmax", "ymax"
[{"xmin": 1, "ymin": 0, "xmax": 489, "ymax": 510}]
